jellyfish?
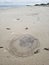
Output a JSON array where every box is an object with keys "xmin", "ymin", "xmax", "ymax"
[{"xmin": 7, "ymin": 34, "xmax": 40, "ymax": 57}]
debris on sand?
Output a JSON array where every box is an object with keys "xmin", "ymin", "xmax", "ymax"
[
  {"xmin": 6, "ymin": 28, "xmax": 11, "ymax": 30},
  {"xmin": 25, "ymin": 27, "xmax": 28, "ymax": 30},
  {"xmin": 34, "ymin": 49, "xmax": 40, "ymax": 54},
  {"xmin": 16, "ymin": 18, "xmax": 20, "ymax": 20},
  {"xmin": 0, "ymin": 46, "xmax": 3, "ymax": 48},
  {"xmin": 44, "ymin": 48, "xmax": 49, "ymax": 51}
]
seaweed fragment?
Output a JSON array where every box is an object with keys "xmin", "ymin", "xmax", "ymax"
[
  {"xmin": 6, "ymin": 28, "xmax": 11, "ymax": 30},
  {"xmin": 44, "ymin": 48, "xmax": 49, "ymax": 51},
  {"xmin": 0, "ymin": 46, "xmax": 3, "ymax": 48},
  {"xmin": 25, "ymin": 27, "xmax": 28, "ymax": 30},
  {"xmin": 34, "ymin": 49, "xmax": 40, "ymax": 54}
]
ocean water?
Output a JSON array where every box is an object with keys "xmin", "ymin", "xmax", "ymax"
[
  {"xmin": 0, "ymin": 1, "xmax": 45, "ymax": 9},
  {"xmin": 0, "ymin": 5, "xmax": 26, "ymax": 9},
  {"xmin": 0, "ymin": 1, "xmax": 49, "ymax": 9}
]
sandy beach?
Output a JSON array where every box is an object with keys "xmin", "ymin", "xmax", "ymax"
[{"xmin": 0, "ymin": 6, "xmax": 49, "ymax": 65}]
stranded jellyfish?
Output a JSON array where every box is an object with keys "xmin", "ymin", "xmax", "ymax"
[{"xmin": 7, "ymin": 34, "xmax": 40, "ymax": 57}]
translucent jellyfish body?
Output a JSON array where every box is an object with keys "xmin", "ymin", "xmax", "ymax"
[{"xmin": 7, "ymin": 34, "xmax": 40, "ymax": 57}]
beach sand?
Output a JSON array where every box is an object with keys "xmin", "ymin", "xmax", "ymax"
[{"xmin": 0, "ymin": 6, "xmax": 49, "ymax": 65}]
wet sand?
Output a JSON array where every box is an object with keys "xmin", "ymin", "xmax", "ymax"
[{"xmin": 0, "ymin": 6, "xmax": 49, "ymax": 65}]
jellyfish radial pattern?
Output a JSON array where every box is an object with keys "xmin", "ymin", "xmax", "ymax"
[{"xmin": 8, "ymin": 34, "xmax": 40, "ymax": 57}]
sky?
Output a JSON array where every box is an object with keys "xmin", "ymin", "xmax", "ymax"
[{"xmin": 0, "ymin": 0, "xmax": 49, "ymax": 5}]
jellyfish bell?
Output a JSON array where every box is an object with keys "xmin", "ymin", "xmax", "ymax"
[{"xmin": 6, "ymin": 34, "xmax": 40, "ymax": 57}]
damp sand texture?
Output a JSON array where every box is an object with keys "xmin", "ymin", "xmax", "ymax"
[{"xmin": 0, "ymin": 6, "xmax": 49, "ymax": 65}]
